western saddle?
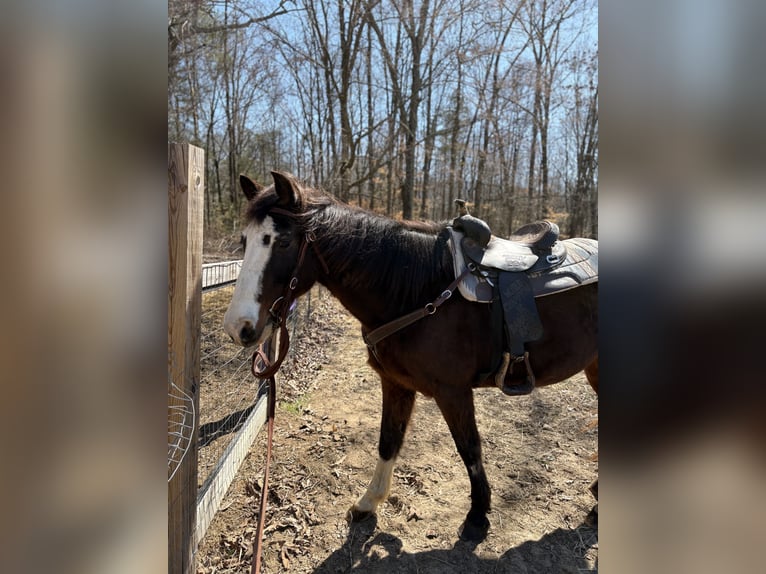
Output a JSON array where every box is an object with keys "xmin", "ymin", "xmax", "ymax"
[{"xmin": 450, "ymin": 199, "xmax": 597, "ymax": 396}]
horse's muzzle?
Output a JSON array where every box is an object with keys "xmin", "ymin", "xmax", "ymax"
[
  {"xmin": 239, "ymin": 320, "xmax": 257, "ymax": 347},
  {"xmin": 224, "ymin": 316, "xmax": 273, "ymax": 348},
  {"xmin": 223, "ymin": 316, "xmax": 258, "ymax": 347}
]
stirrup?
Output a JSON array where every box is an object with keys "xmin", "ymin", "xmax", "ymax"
[
  {"xmin": 494, "ymin": 352, "xmax": 511, "ymax": 389},
  {"xmin": 501, "ymin": 352, "xmax": 536, "ymax": 396}
]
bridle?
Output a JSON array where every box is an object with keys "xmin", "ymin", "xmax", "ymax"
[
  {"xmin": 248, "ymin": 205, "xmax": 328, "ymax": 574},
  {"xmin": 251, "ymin": 206, "xmax": 329, "ymax": 379}
]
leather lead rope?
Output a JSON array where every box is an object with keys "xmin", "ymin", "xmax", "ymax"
[
  {"xmin": 247, "ymin": 270, "xmax": 293, "ymax": 574},
  {"xmin": 250, "ymin": 348, "xmax": 277, "ymax": 574},
  {"xmin": 247, "ymin": 220, "xmax": 327, "ymax": 574}
]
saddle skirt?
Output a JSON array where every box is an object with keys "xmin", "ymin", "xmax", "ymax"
[{"xmin": 447, "ymin": 227, "xmax": 598, "ymax": 303}]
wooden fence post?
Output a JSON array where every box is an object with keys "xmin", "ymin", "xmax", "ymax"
[{"xmin": 168, "ymin": 143, "xmax": 204, "ymax": 574}]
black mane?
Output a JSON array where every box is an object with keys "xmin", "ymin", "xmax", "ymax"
[
  {"xmin": 308, "ymin": 202, "xmax": 453, "ymax": 313},
  {"xmin": 246, "ymin": 183, "xmax": 453, "ymax": 316}
]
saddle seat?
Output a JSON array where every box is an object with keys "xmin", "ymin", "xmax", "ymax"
[{"xmin": 460, "ymin": 220, "xmax": 566, "ymax": 274}]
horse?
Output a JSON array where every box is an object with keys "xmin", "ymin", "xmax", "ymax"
[{"xmin": 223, "ymin": 171, "xmax": 598, "ymax": 541}]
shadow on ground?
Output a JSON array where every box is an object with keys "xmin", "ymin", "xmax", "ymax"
[{"xmin": 312, "ymin": 516, "xmax": 598, "ymax": 573}]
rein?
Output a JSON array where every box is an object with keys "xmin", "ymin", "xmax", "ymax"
[
  {"xmin": 249, "ymin": 349, "xmax": 276, "ymax": 574},
  {"xmin": 248, "ymin": 207, "xmax": 328, "ymax": 574}
]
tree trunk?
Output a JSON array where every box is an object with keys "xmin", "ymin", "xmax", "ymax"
[
  {"xmin": 526, "ymin": 86, "xmax": 539, "ymax": 224},
  {"xmin": 446, "ymin": 53, "xmax": 463, "ymax": 219},
  {"xmin": 366, "ymin": 24, "xmax": 376, "ymax": 211},
  {"xmin": 507, "ymin": 139, "xmax": 519, "ymax": 236}
]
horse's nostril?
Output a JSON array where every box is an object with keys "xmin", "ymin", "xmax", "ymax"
[{"xmin": 240, "ymin": 321, "xmax": 256, "ymax": 345}]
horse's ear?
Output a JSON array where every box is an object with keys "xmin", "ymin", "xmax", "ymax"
[
  {"xmin": 239, "ymin": 174, "xmax": 264, "ymax": 201},
  {"xmin": 271, "ymin": 171, "xmax": 303, "ymax": 209}
]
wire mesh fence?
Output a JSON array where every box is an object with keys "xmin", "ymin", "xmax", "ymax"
[
  {"xmin": 197, "ymin": 284, "xmax": 264, "ymax": 490},
  {"xmin": 168, "ymin": 381, "xmax": 195, "ymax": 483},
  {"xmin": 194, "ymin": 275, "xmax": 315, "ymax": 546},
  {"xmin": 197, "ymin": 285, "xmax": 315, "ymax": 485}
]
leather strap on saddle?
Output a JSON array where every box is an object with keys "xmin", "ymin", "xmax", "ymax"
[
  {"xmin": 499, "ymin": 271, "xmax": 543, "ymax": 351},
  {"xmin": 362, "ymin": 269, "xmax": 472, "ymax": 357}
]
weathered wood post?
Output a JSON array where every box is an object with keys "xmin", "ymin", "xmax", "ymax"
[{"xmin": 168, "ymin": 143, "xmax": 204, "ymax": 574}]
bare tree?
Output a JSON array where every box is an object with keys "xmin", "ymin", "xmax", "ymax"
[
  {"xmin": 566, "ymin": 49, "xmax": 598, "ymax": 237},
  {"xmin": 471, "ymin": 4, "xmax": 525, "ymax": 219},
  {"xmin": 168, "ymin": 0, "xmax": 597, "ymax": 239},
  {"xmin": 366, "ymin": 0, "xmax": 454, "ymax": 219},
  {"xmin": 520, "ymin": 0, "xmax": 587, "ymax": 220}
]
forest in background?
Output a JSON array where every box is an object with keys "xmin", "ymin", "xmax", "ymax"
[{"xmin": 168, "ymin": 0, "xmax": 597, "ymax": 243}]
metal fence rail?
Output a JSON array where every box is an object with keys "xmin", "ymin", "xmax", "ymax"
[{"xmin": 202, "ymin": 260, "xmax": 242, "ymax": 292}]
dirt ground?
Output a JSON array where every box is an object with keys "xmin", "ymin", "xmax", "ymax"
[{"xmin": 196, "ymin": 288, "xmax": 598, "ymax": 573}]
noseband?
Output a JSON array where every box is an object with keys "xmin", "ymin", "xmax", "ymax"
[{"xmin": 251, "ymin": 206, "xmax": 329, "ymax": 379}]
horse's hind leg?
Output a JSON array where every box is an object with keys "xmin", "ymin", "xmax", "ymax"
[
  {"xmin": 348, "ymin": 377, "xmax": 415, "ymax": 522},
  {"xmin": 584, "ymin": 357, "xmax": 599, "ymax": 523},
  {"xmin": 584, "ymin": 358, "xmax": 598, "ymax": 395},
  {"xmin": 435, "ymin": 390, "xmax": 491, "ymax": 541}
]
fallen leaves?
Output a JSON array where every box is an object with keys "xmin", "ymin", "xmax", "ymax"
[{"xmin": 195, "ymin": 290, "xmax": 600, "ymax": 573}]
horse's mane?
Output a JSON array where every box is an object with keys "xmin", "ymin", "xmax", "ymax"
[{"xmin": 249, "ymin": 183, "xmax": 453, "ymax": 312}]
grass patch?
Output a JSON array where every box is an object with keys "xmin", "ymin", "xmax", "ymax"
[{"xmin": 280, "ymin": 395, "xmax": 310, "ymax": 415}]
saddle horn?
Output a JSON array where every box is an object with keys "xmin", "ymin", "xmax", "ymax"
[{"xmin": 452, "ymin": 199, "xmax": 491, "ymax": 248}]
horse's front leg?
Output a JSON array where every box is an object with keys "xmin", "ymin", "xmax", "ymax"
[
  {"xmin": 435, "ymin": 390, "xmax": 491, "ymax": 541},
  {"xmin": 348, "ymin": 377, "xmax": 415, "ymax": 522}
]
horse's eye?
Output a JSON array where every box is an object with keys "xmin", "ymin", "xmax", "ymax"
[
  {"xmin": 278, "ymin": 238, "xmax": 291, "ymax": 249},
  {"xmin": 240, "ymin": 234, "xmax": 247, "ymax": 252},
  {"xmin": 262, "ymin": 234, "xmax": 271, "ymax": 246}
]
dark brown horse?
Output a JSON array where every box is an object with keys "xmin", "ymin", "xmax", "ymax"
[{"xmin": 224, "ymin": 171, "xmax": 598, "ymax": 541}]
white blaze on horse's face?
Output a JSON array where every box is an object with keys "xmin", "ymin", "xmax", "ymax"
[{"xmin": 223, "ymin": 216, "xmax": 279, "ymax": 347}]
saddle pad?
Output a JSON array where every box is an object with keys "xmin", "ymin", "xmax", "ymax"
[
  {"xmin": 448, "ymin": 228, "xmax": 494, "ymax": 302},
  {"xmin": 529, "ymin": 237, "xmax": 598, "ymax": 297}
]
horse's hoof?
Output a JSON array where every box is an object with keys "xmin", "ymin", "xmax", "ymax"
[
  {"xmin": 347, "ymin": 506, "xmax": 374, "ymax": 523},
  {"xmin": 458, "ymin": 516, "xmax": 490, "ymax": 542}
]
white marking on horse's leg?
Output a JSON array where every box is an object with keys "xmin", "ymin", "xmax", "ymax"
[{"xmin": 350, "ymin": 457, "xmax": 396, "ymax": 517}]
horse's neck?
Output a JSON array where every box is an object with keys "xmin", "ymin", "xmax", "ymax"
[
  {"xmin": 319, "ymin": 277, "xmax": 383, "ymax": 329},
  {"xmin": 313, "ymin": 214, "xmax": 447, "ymax": 330}
]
